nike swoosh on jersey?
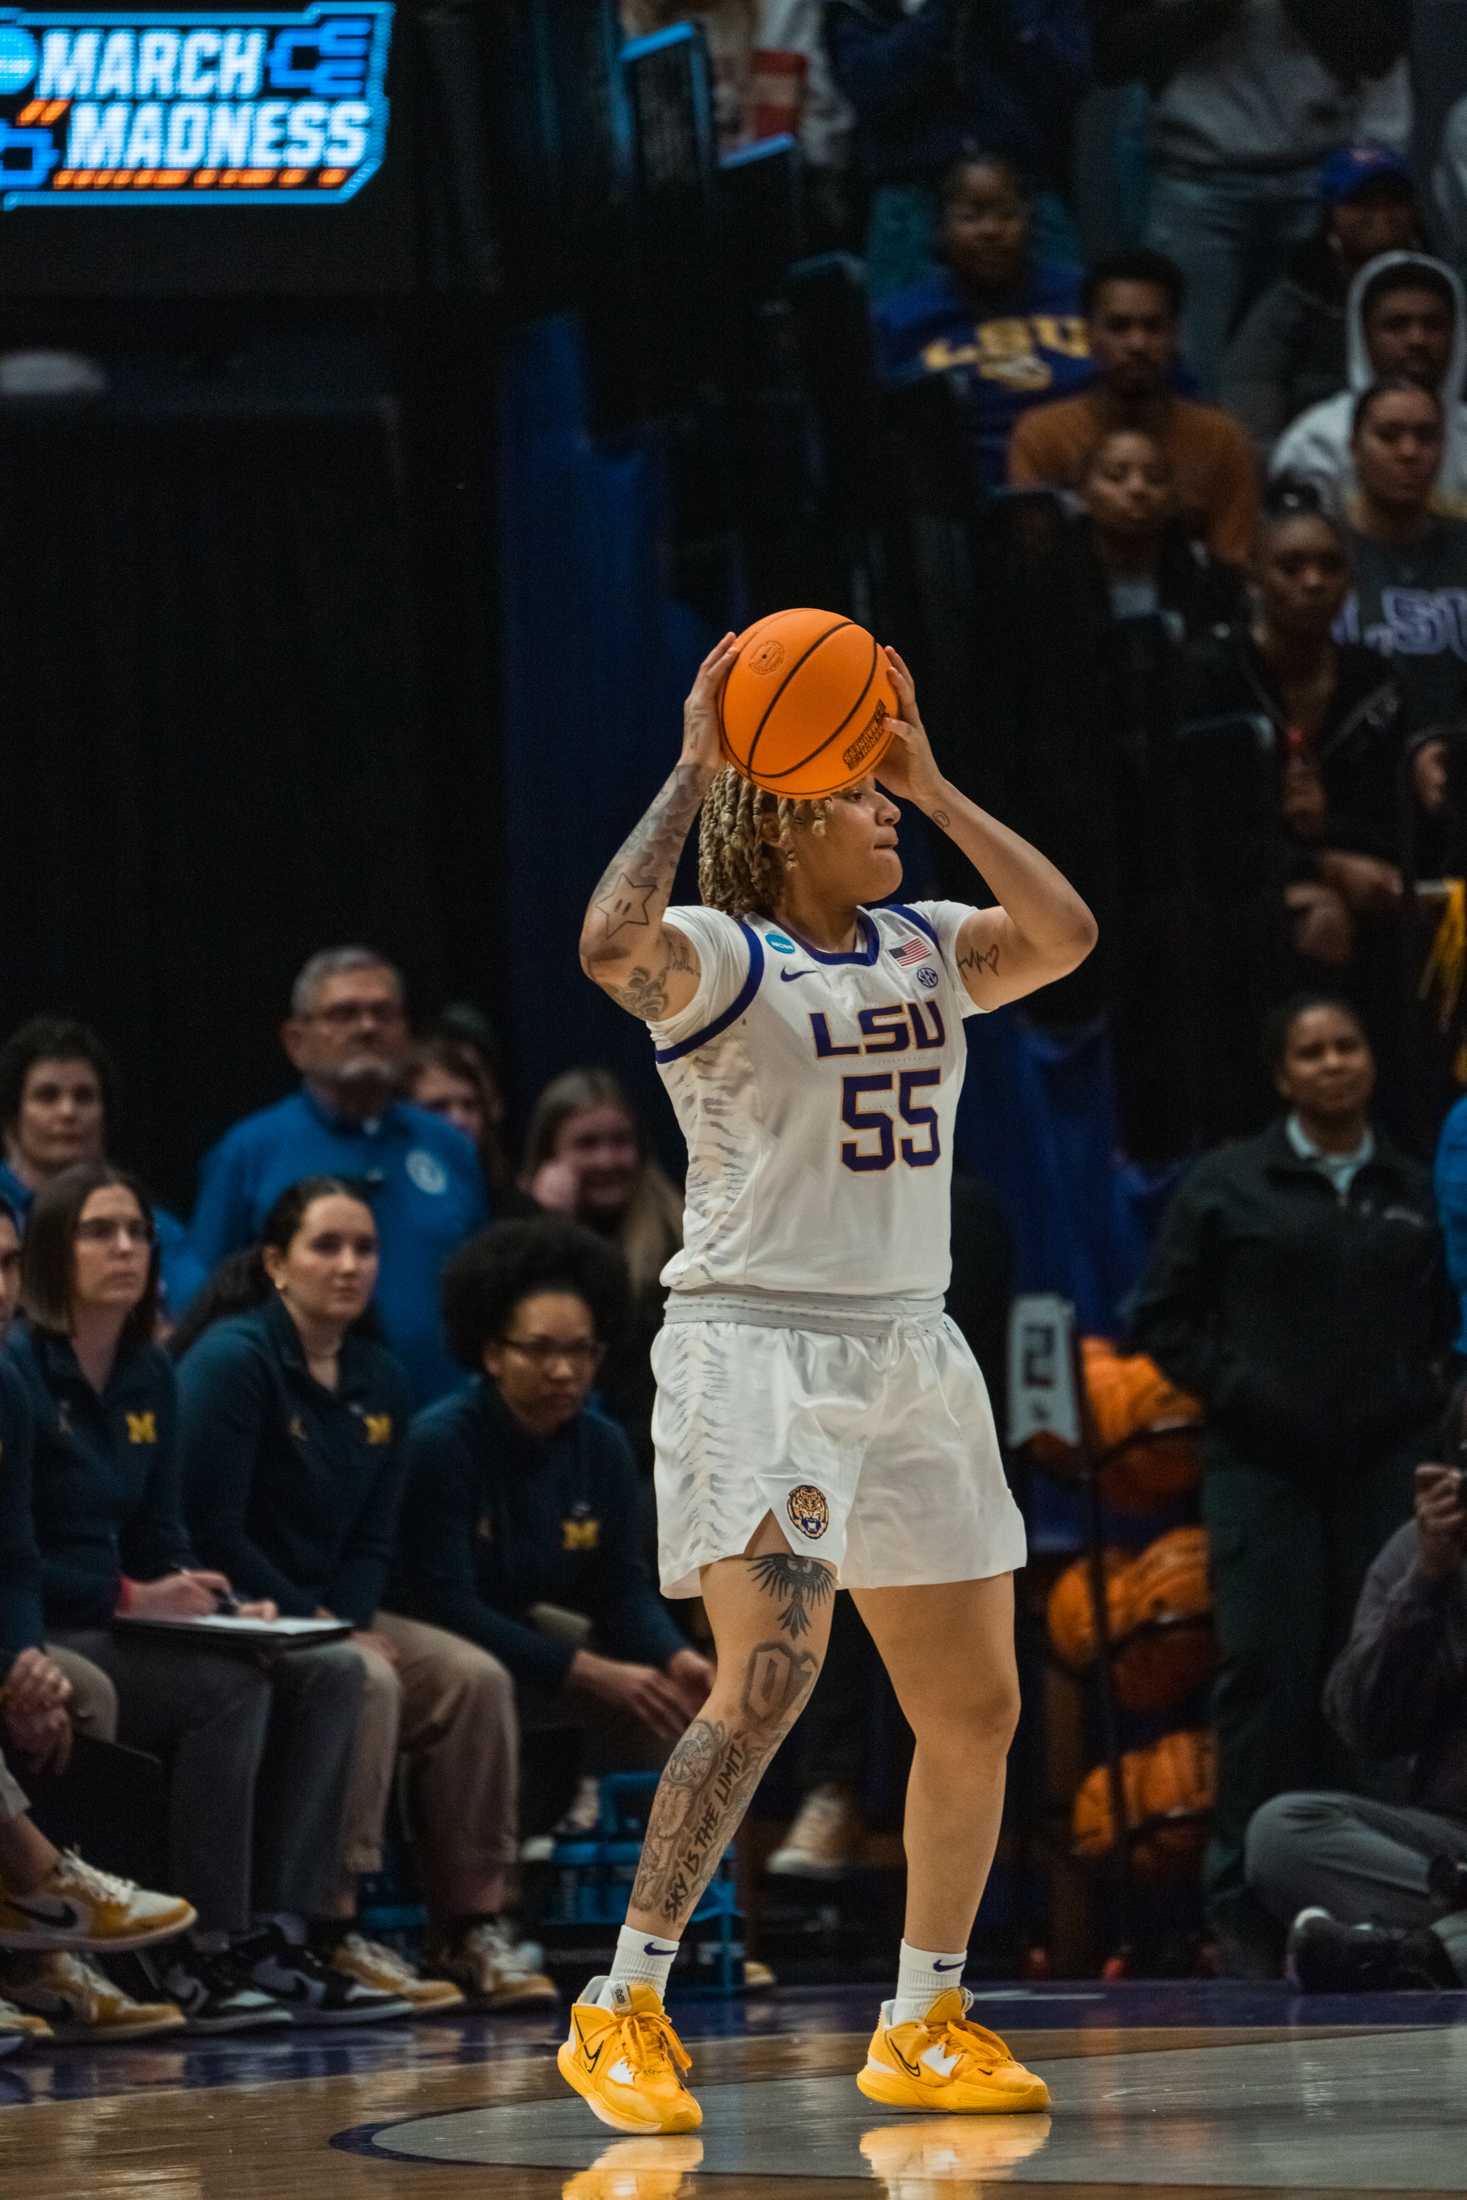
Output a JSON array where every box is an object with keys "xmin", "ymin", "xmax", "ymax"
[{"xmin": 778, "ymin": 968, "xmax": 819, "ymax": 983}]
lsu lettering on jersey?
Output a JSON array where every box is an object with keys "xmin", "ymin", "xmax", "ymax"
[{"xmin": 648, "ymin": 901, "xmax": 983, "ymax": 1299}]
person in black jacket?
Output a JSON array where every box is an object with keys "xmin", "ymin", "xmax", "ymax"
[
  {"xmin": 6, "ymin": 1164, "xmax": 382, "ymax": 2036},
  {"xmin": 1130, "ymin": 992, "xmax": 1446, "ymax": 1970},
  {"xmin": 1177, "ymin": 480, "xmax": 1409, "ymax": 981},
  {"xmin": 396, "ymin": 1219, "xmax": 713, "ymax": 1759},
  {"xmin": 1244, "ymin": 1372, "xmax": 1467, "ymax": 1990},
  {"xmin": 176, "ymin": 1175, "xmax": 556, "ymax": 2013}
]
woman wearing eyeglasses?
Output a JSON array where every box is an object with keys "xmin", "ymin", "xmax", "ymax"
[
  {"xmin": 174, "ymin": 1175, "xmax": 556, "ymax": 2013},
  {"xmin": 3, "ymin": 1161, "xmax": 385, "ymax": 2038},
  {"xmin": 394, "ymin": 1219, "xmax": 714, "ymax": 1802}
]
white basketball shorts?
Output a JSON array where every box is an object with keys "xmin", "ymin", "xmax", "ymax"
[{"xmin": 651, "ymin": 1291, "xmax": 1028, "ymax": 1598}]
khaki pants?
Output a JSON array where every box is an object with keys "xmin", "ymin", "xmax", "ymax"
[{"xmin": 339, "ymin": 1614, "xmax": 518, "ymax": 1922}]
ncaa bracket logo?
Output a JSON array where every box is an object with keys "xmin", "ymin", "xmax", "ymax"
[
  {"xmin": 764, "ymin": 930, "xmax": 796, "ymax": 955},
  {"xmin": 0, "ymin": 2, "xmax": 393, "ymax": 211},
  {"xmin": 406, "ymin": 1149, "xmax": 448, "ymax": 1197}
]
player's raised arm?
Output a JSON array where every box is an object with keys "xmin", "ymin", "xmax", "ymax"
[
  {"xmin": 578, "ymin": 634, "xmax": 740, "ymax": 1022},
  {"xmin": 878, "ymin": 646, "xmax": 1098, "ymax": 1011}
]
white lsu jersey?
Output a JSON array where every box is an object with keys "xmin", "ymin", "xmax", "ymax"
[{"xmin": 648, "ymin": 900, "xmax": 984, "ymax": 1300}]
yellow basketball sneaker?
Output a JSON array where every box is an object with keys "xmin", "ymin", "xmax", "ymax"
[
  {"xmin": 557, "ymin": 1978, "xmax": 702, "ymax": 2134},
  {"xmin": 856, "ymin": 1988, "xmax": 1050, "ymax": 2115},
  {"xmin": 561, "ymin": 2135, "xmax": 704, "ymax": 2198}
]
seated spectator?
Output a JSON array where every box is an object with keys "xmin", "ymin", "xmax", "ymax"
[
  {"xmin": 1177, "ymin": 482, "xmax": 1406, "ymax": 976},
  {"xmin": 0, "ymin": 1016, "xmax": 203, "ymax": 1322},
  {"xmin": 1094, "ymin": 1, "xmax": 1411, "ymax": 393},
  {"xmin": 189, "ymin": 946, "xmax": 488, "ymax": 1405},
  {"xmin": 396, "ymin": 1219, "xmax": 712, "ymax": 1779},
  {"xmin": 176, "ymin": 1176, "xmax": 555, "ymax": 2013},
  {"xmin": 403, "ymin": 1034, "xmax": 526, "ymax": 1214},
  {"xmin": 1079, "ymin": 425, "xmax": 1245, "ymax": 635},
  {"xmin": 1009, "ymin": 251, "xmax": 1258, "ymax": 564},
  {"xmin": 874, "ymin": 151, "xmax": 1091, "ymax": 493},
  {"xmin": 522, "ymin": 1069, "xmax": 683, "ymax": 1470},
  {"xmin": 1246, "ymin": 1403, "xmax": 1467, "ymax": 1990},
  {"xmin": 1272, "ymin": 253, "xmax": 1467, "ymax": 519},
  {"xmin": 1130, "ymin": 993, "xmax": 1443, "ymax": 1973},
  {"xmin": 1220, "ymin": 144, "xmax": 1422, "ymax": 457},
  {"xmin": 0, "ymin": 1188, "xmax": 200, "ymax": 2049},
  {"xmin": 825, "ymin": 0, "xmax": 1089, "ymax": 299},
  {"xmin": 1338, "ymin": 379, "xmax": 1467, "ymax": 735},
  {"xmin": 6, "ymin": 1162, "xmax": 392, "ymax": 2036}
]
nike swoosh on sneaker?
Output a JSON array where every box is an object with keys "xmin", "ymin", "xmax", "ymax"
[{"xmin": 5, "ymin": 1895, "xmax": 86, "ymax": 1931}]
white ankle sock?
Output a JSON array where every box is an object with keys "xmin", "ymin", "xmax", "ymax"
[
  {"xmin": 605, "ymin": 1923, "xmax": 680, "ymax": 2002},
  {"xmin": 891, "ymin": 1938, "xmax": 966, "ymax": 2023}
]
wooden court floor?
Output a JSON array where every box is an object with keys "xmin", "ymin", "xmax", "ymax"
[{"xmin": 3, "ymin": 1982, "xmax": 1465, "ymax": 2197}]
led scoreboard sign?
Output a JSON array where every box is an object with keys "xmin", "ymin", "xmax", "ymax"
[{"xmin": 0, "ymin": 3, "xmax": 393, "ymax": 206}]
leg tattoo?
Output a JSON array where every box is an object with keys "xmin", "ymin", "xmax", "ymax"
[{"xmin": 630, "ymin": 1554, "xmax": 834, "ymax": 1927}]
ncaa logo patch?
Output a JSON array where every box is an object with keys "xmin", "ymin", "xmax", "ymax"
[
  {"xmin": 917, "ymin": 965, "xmax": 940, "ymax": 990},
  {"xmin": 764, "ymin": 930, "xmax": 797, "ymax": 955},
  {"xmin": 786, "ymin": 1484, "xmax": 831, "ymax": 1541},
  {"xmin": 407, "ymin": 1149, "xmax": 448, "ymax": 1196}
]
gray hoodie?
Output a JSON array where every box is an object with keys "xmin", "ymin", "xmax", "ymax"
[{"xmin": 1270, "ymin": 250, "xmax": 1467, "ymax": 519}]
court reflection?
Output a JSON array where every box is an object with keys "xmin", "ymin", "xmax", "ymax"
[
  {"xmin": 859, "ymin": 2113, "xmax": 1053, "ymax": 2188},
  {"xmin": 561, "ymin": 2134, "xmax": 704, "ymax": 2198}
]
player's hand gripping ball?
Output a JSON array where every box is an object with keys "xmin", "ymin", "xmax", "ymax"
[{"xmin": 719, "ymin": 608, "xmax": 899, "ymax": 798}]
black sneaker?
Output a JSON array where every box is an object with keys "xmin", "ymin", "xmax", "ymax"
[
  {"xmin": 238, "ymin": 1926, "xmax": 412, "ymax": 2025},
  {"xmin": 1285, "ymin": 1906, "xmax": 1456, "ymax": 1992},
  {"xmin": 153, "ymin": 1946, "xmax": 293, "ymax": 2035}
]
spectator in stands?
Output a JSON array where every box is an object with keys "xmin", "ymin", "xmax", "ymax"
[
  {"xmin": 396, "ymin": 1220, "xmax": 713, "ymax": 1827},
  {"xmin": 874, "ymin": 151, "xmax": 1092, "ymax": 491},
  {"xmin": 1272, "ymin": 253, "xmax": 1467, "ymax": 520},
  {"xmin": 1131, "ymin": 993, "xmax": 1442, "ymax": 1972},
  {"xmin": 1178, "ymin": 481, "xmax": 1407, "ymax": 975},
  {"xmin": 522, "ymin": 1069, "xmax": 682, "ymax": 1471},
  {"xmin": 1219, "ymin": 144, "xmax": 1422, "ymax": 458},
  {"xmin": 1093, "ymin": 1, "xmax": 1412, "ymax": 392},
  {"xmin": 1338, "ymin": 380, "xmax": 1467, "ymax": 739},
  {"xmin": 1079, "ymin": 425, "xmax": 1245, "ymax": 634},
  {"xmin": 825, "ymin": 0, "xmax": 1090, "ymax": 299},
  {"xmin": 5, "ymin": 1162, "xmax": 396, "ymax": 2036},
  {"xmin": 0, "ymin": 1017, "xmax": 203, "ymax": 1321},
  {"xmin": 189, "ymin": 946, "xmax": 487, "ymax": 1405},
  {"xmin": 1245, "ymin": 1394, "xmax": 1467, "ymax": 1992},
  {"xmin": 0, "ymin": 1186, "xmax": 201, "ymax": 2050},
  {"xmin": 1009, "ymin": 250, "xmax": 1258, "ymax": 565},
  {"xmin": 403, "ymin": 1033, "xmax": 522, "ymax": 1210},
  {"xmin": 176, "ymin": 1176, "xmax": 555, "ymax": 2014}
]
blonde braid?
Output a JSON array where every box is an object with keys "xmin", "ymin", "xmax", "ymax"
[{"xmin": 697, "ymin": 766, "xmax": 831, "ymax": 918}]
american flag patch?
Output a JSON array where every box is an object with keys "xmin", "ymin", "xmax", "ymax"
[{"xmin": 891, "ymin": 935, "xmax": 933, "ymax": 967}]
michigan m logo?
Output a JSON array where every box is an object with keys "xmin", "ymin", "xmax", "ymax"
[
  {"xmin": 125, "ymin": 1412, "xmax": 157, "ymax": 1445},
  {"xmin": 562, "ymin": 1518, "xmax": 600, "ymax": 1552},
  {"xmin": 364, "ymin": 1414, "xmax": 393, "ymax": 1446}
]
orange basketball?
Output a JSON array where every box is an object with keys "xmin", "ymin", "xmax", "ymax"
[
  {"xmin": 719, "ymin": 608, "xmax": 898, "ymax": 798},
  {"xmin": 1113, "ymin": 1529, "xmax": 1216, "ymax": 1715},
  {"xmin": 1081, "ymin": 1338, "xmax": 1203, "ymax": 1514},
  {"xmin": 1139, "ymin": 1728, "xmax": 1215, "ymax": 1868},
  {"xmin": 1071, "ymin": 1750, "xmax": 1148, "ymax": 1866},
  {"xmin": 1045, "ymin": 1549, "xmax": 1132, "ymax": 1673}
]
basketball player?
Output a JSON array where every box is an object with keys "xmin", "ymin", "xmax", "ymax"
[{"xmin": 558, "ymin": 636, "xmax": 1096, "ymax": 2133}]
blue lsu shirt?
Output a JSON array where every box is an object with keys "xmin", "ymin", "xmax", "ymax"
[
  {"xmin": 874, "ymin": 260, "xmax": 1093, "ymax": 488},
  {"xmin": 188, "ymin": 1090, "xmax": 488, "ymax": 1404}
]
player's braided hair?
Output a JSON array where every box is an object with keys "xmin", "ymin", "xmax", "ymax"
[{"xmin": 697, "ymin": 767, "xmax": 831, "ymax": 918}]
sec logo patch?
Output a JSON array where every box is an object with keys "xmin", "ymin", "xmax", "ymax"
[
  {"xmin": 917, "ymin": 965, "xmax": 940, "ymax": 989},
  {"xmin": 786, "ymin": 1484, "xmax": 830, "ymax": 1541}
]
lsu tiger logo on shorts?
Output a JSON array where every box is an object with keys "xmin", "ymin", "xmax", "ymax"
[{"xmin": 786, "ymin": 1484, "xmax": 830, "ymax": 1541}]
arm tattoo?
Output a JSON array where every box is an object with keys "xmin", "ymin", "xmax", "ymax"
[
  {"xmin": 748, "ymin": 1552, "xmax": 836, "ymax": 1639},
  {"xmin": 583, "ymin": 763, "xmax": 708, "ymax": 964},
  {"xmin": 957, "ymin": 940, "xmax": 1000, "ymax": 980},
  {"xmin": 604, "ymin": 928, "xmax": 696, "ymax": 1020},
  {"xmin": 629, "ymin": 1632, "xmax": 821, "ymax": 1926}
]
